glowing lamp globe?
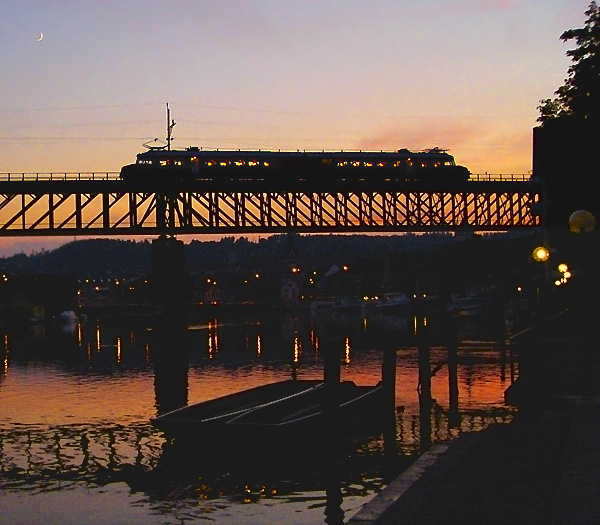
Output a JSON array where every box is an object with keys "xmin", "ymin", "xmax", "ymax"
[
  {"xmin": 569, "ymin": 210, "xmax": 595, "ymax": 234},
  {"xmin": 532, "ymin": 246, "xmax": 550, "ymax": 262}
]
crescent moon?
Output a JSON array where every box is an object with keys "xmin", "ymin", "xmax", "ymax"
[{"xmin": 37, "ymin": 32, "xmax": 44, "ymax": 42}]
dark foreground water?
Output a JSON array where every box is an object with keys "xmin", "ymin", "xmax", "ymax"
[{"xmin": 0, "ymin": 308, "xmax": 517, "ymax": 524}]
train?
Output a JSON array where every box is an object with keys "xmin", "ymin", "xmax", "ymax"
[
  {"xmin": 119, "ymin": 146, "xmax": 470, "ymax": 186},
  {"xmin": 119, "ymin": 105, "xmax": 470, "ymax": 186}
]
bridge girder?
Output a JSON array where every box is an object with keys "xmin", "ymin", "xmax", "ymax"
[{"xmin": 0, "ymin": 181, "xmax": 540, "ymax": 236}]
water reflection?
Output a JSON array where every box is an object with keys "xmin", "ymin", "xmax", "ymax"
[{"xmin": 0, "ymin": 310, "xmax": 517, "ymax": 524}]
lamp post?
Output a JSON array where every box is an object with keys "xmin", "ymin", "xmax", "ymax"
[{"xmin": 531, "ymin": 245, "xmax": 550, "ymax": 315}]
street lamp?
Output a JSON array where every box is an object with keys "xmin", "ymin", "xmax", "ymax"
[
  {"xmin": 568, "ymin": 209, "xmax": 595, "ymax": 234},
  {"xmin": 532, "ymin": 246, "xmax": 550, "ymax": 262}
]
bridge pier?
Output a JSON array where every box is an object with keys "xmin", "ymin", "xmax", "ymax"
[
  {"xmin": 150, "ymin": 235, "xmax": 190, "ymax": 319},
  {"xmin": 150, "ymin": 235, "xmax": 191, "ymax": 414}
]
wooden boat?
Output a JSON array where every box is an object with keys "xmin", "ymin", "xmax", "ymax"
[
  {"xmin": 151, "ymin": 379, "xmax": 384, "ymax": 439},
  {"xmin": 151, "ymin": 379, "xmax": 323, "ymax": 436},
  {"xmin": 227, "ymin": 380, "xmax": 383, "ymax": 431}
]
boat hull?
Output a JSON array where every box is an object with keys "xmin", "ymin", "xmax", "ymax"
[{"xmin": 151, "ymin": 379, "xmax": 386, "ymax": 442}]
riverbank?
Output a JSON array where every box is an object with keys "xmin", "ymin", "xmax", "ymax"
[
  {"xmin": 350, "ymin": 397, "xmax": 599, "ymax": 524},
  {"xmin": 350, "ymin": 306, "xmax": 600, "ymax": 524}
]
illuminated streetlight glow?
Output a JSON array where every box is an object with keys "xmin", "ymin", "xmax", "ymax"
[
  {"xmin": 533, "ymin": 246, "xmax": 550, "ymax": 262},
  {"xmin": 558, "ymin": 263, "xmax": 569, "ymax": 273}
]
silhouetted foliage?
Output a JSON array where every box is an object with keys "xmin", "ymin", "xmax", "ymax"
[{"xmin": 538, "ymin": 2, "xmax": 600, "ymax": 124}]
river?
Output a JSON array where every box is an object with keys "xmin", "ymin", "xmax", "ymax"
[{"xmin": 0, "ymin": 307, "xmax": 517, "ymax": 524}]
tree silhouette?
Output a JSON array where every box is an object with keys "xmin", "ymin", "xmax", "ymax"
[{"xmin": 537, "ymin": 2, "xmax": 600, "ymax": 124}]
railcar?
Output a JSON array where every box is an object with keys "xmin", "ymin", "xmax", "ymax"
[
  {"xmin": 119, "ymin": 146, "xmax": 470, "ymax": 185},
  {"xmin": 119, "ymin": 105, "xmax": 469, "ymax": 185}
]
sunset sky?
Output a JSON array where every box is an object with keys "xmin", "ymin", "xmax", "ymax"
[{"xmin": 0, "ymin": 0, "xmax": 589, "ymax": 256}]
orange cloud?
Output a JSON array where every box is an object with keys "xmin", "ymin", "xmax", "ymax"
[{"xmin": 356, "ymin": 119, "xmax": 486, "ymax": 153}]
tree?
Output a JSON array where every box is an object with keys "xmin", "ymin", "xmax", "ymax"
[{"xmin": 537, "ymin": 2, "xmax": 600, "ymax": 125}]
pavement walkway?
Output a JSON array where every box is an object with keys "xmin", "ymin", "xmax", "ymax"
[{"xmin": 349, "ymin": 396, "xmax": 599, "ymax": 524}]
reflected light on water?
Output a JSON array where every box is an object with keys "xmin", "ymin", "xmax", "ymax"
[
  {"xmin": 0, "ymin": 311, "xmax": 519, "ymax": 524},
  {"xmin": 207, "ymin": 319, "xmax": 219, "ymax": 359},
  {"xmin": 309, "ymin": 329, "xmax": 319, "ymax": 352},
  {"xmin": 2, "ymin": 334, "xmax": 9, "ymax": 375},
  {"xmin": 293, "ymin": 335, "xmax": 301, "ymax": 363}
]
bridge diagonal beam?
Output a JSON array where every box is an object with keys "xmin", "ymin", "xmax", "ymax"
[{"xmin": 0, "ymin": 182, "xmax": 541, "ymax": 236}]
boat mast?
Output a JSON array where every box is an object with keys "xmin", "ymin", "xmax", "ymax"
[{"xmin": 166, "ymin": 103, "xmax": 176, "ymax": 151}]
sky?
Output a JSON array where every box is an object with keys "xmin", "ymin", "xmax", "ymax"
[{"xmin": 0, "ymin": 0, "xmax": 589, "ymax": 256}]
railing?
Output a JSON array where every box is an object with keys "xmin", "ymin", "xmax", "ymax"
[
  {"xmin": 0, "ymin": 172, "xmax": 530, "ymax": 182},
  {"xmin": 469, "ymin": 173, "xmax": 530, "ymax": 182},
  {"xmin": 0, "ymin": 172, "xmax": 120, "ymax": 181}
]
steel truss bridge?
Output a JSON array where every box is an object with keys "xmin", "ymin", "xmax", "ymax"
[{"xmin": 0, "ymin": 173, "xmax": 540, "ymax": 236}]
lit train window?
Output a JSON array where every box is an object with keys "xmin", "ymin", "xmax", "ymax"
[
  {"xmin": 264, "ymin": 162, "xmax": 270, "ymax": 167},
  {"xmin": 338, "ymin": 161, "xmax": 348, "ymax": 167},
  {"xmin": 249, "ymin": 160, "xmax": 258, "ymax": 167},
  {"xmin": 377, "ymin": 162, "xmax": 386, "ymax": 167},
  {"xmin": 159, "ymin": 160, "xmax": 169, "ymax": 167},
  {"xmin": 364, "ymin": 162, "xmax": 373, "ymax": 167},
  {"xmin": 352, "ymin": 161, "xmax": 361, "ymax": 167},
  {"xmin": 174, "ymin": 160, "xmax": 183, "ymax": 167},
  {"xmin": 234, "ymin": 160, "xmax": 244, "ymax": 167},
  {"xmin": 322, "ymin": 159, "xmax": 333, "ymax": 166}
]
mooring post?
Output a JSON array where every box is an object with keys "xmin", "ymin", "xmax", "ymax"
[
  {"xmin": 382, "ymin": 342, "xmax": 398, "ymax": 458},
  {"xmin": 417, "ymin": 315, "xmax": 432, "ymax": 452},
  {"xmin": 323, "ymin": 336, "xmax": 342, "ymax": 414},
  {"xmin": 447, "ymin": 318, "xmax": 460, "ymax": 428}
]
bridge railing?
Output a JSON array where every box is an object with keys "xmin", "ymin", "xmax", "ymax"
[
  {"xmin": 0, "ymin": 172, "xmax": 121, "ymax": 181},
  {"xmin": 469, "ymin": 173, "xmax": 530, "ymax": 182},
  {"xmin": 0, "ymin": 172, "xmax": 530, "ymax": 182}
]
